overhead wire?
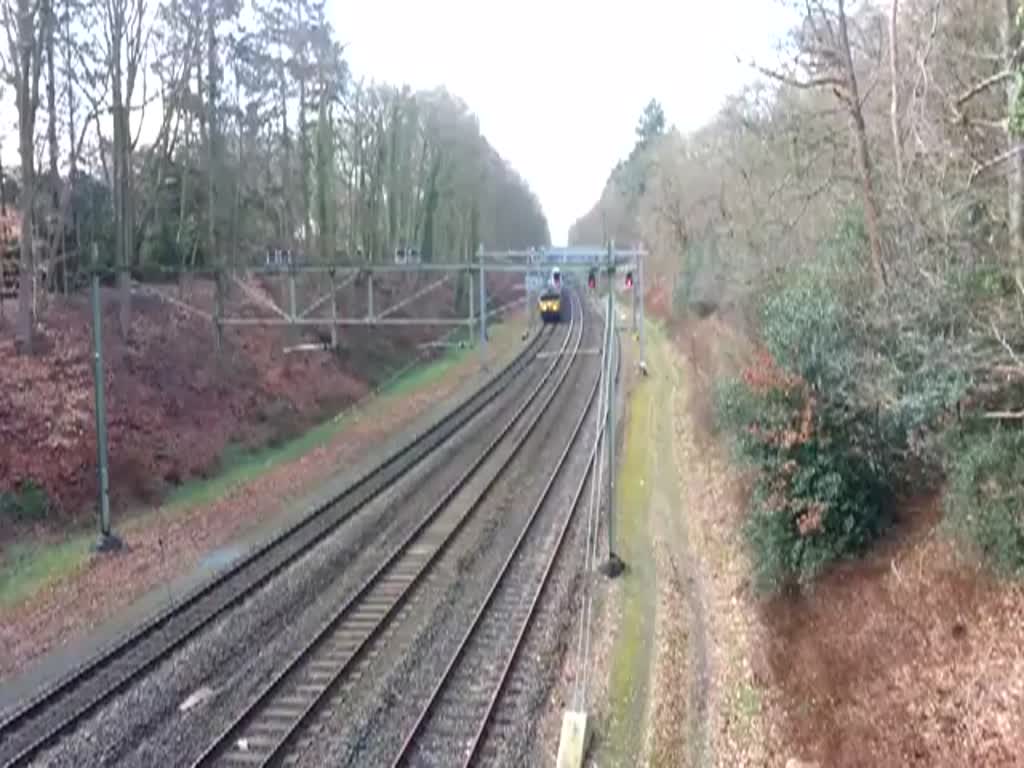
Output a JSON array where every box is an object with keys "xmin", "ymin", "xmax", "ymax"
[{"xmin": 572, "ymin": 287, "xmax": 613, "ymax": 711}]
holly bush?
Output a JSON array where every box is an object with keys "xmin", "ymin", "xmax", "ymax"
[{"xmin": 715, "ymin": 270, "xmax": 964, "ymax": 591}]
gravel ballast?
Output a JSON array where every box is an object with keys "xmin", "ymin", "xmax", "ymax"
[
  {"xmin": 293, "ymin": 297, "xmax": 604, "ymax": 768},
  {"xmin": 23, "ymin": 328, "xmax": 566, "ymax": 768}
]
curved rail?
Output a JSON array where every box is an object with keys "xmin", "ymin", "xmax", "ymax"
[
  {"xmin": 189, "ymin": 294, "xmax": 584, "ymax": 767},
  {"xmin": 390, "ymin": 295, "xmax": 603, "ymax": 768},
  {"xmin": 0, "ymin": 324, "xmax": 553, "ymax": 768},
  {"xmin": 462, "ymin": 293, "xmax": 623, "ymax": 766}
]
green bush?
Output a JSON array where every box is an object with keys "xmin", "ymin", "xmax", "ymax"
[
  {"xmin": 944, "ymin": 425, "xmax": 1024, "ymax": 575},
  {"xmin": 714, "ymin": 268, "xmax": 963, "ymax": 591},
  {"xmin": 715, "ymin": 348, "xmax": 890, "ymax": 590},
  {"xmin": 0, "ymin": 481, "xmax": 51, "ymax": 524}
]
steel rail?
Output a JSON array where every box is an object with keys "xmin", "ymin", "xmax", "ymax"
[
  {"xmin": 463, "ymin": 296, "xmax": 623, "ymax": 767},
  {"xmin": 390, "ymin": 298, "xmax": 602, "ymax": 768},
  {"xmin": 0, "ymin": 325, "xmax": 553, "ymax": 768},
  {"xmin": 189, "ymin": 294, "xmax": 584, "ymax": 767}
]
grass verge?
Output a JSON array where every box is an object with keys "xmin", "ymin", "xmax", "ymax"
[
  {"xmin": 162, "ymin": 414, "xmax": 358, "ymax": 512},
  {"xmin": 0, "ymin": 537, "xmax": 93, "ymax": 608},
  {"xmin": 602, "ymin": 344, "xmax": 658, "ymax": 765}
]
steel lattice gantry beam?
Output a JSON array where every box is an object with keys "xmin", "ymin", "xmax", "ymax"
[{"xmin": 120, "ymin": 243, "xmax": 647, "ymax": 334}]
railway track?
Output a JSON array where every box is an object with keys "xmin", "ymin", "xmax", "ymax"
[
  {"xmin": 187, "ymin": 292, "xmax": 586, "ymax": 768},
  {"xmin": 0, "ymin": 323, "xmax": 557, "ymax": 768},
  {"xmin": 390, "ymin": 296, "xmax": 607, "ymax": 768},
  {"xmin": 467, "ymin": 303, "xmax": 621, "ymax": 767}
]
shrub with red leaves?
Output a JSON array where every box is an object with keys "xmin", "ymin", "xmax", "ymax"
[{"xmin": 715, "ymin": 346, "xmax": 889, "ymax": 591}]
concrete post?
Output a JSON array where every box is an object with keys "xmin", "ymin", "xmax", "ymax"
[
  {"xmin": 214, "ymin": 268, "xmax": 224, "ymax": 353},
  {"xmin": 287, "ymin": 265, "xmax": 298, "ymax": 346},
  {"xmin": 478, "ymin": 245, "xmax": 487, "ymax": 359},
  {"xmin": 631, "ymin": 260, "xmax": 637, "ymax": 333},
  {"xmin": 367, "ymin": 271, "xmax": 375, "ymax": 322},
  {"xmin": 329, "ymin": 268, "xmax": 338, "ymax": 349},
  {"xmin": 525, "ymin": 268, "xmax": 535, "ymax": 338},
  {"xmin": 288, "ymin": 267, "xmax": 297, "ymax": 321},
  {"xmin": 467, "ymin": 270, "xmax": 475, "ymax": 345}
]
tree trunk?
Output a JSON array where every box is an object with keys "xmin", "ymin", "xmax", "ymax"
[
  {"xmin": 838, "ymin": 0, "xmax": 887, "ymax": 292},
  {"xmin": 41, "ymin": 0, "xmax": 60, "ymax": 300},
  {"xmin": 350, "ymin": 91, "xmax": 361, "ymax": 257},
  {"xmin": 15, "ymin": 0, "xmax": 42, "ymax": 352},
  {"xmin": 299, "ymin": 77, "xmax": 311, "ymax": 249},
  {"xmin": 371, "ymin": 112, "xmax": 386, "ymax": 261},
  {"xmin": 279, "ymin": 55, "xmax": 293, "ymax": 250},
  {"xmin": 206, "ymin": 0, "xmax": 217, "ymax": 265},
  {"xmin": 420, "ymin": 153, "xmax": 442, "ymax": 261},
  {"xmin": 387, "ymin": 99, "xmax": 400, "ymax": 258},
  {"xmin": 316, "ymin": 92, "xmax": 333, "ymax": 264},
  {"xmin": 233, "ymin": 80, "xmax": 243, "ymax": 268},
  {"xmin": 17, "ymin": 97, "xmax": 36, "ymax": 352},
  {"xmin": 1004, "ymin": 0, "xmax": 1024, "ymax": 269},
  {"xmin": 177, "ymin": 112, "xmax": 191, "ymax": 251},
  {"xmin": 64, "ymin": 0, "xmax": 79, "ymax": 273},
  {"xmin": 110, "ymin": 0, "xmax": 131, "ymax": 339},
  {"xmin": 206, "ymin": 0, "xmax": 224, "ymax": 350},
  {"xmin": 44, "ymin": 0, "xmax": 58, "ymax": 215},
  {"xmin": 114, "ymin": 104, "xmax": 131, "ymax": 337},
  {"xmin": 889, "ymin": 0, "xmax": 904, "ymax": 201},
  {"xmin": 411, "ymin": 133, "xmax": 429, "ymax": 245}
]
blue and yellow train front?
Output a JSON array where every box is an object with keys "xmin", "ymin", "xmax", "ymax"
[{"xmin": 538, "ymin": 291, "xmax": 562, "ymax": 323}]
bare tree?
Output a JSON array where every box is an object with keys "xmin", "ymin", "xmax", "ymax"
[
  {"xmin": 755, "ymin": 0, "xmax": 889, "ymax": 292},
  {"xmin": 890, "ymin": 0, "xmax": 905, "ymax": 197},
  {"xmin": 948, "ymin": 0, "xmax": 1024, "ymax": 269},
  {"xmin": 2, "ymin": 0, "xmax": 45, "ymax": 351},
  {"xmin": 99, "ymin": 0, "xmax": 149, "ymax": 337}
]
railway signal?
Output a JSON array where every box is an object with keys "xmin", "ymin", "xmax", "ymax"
[
  {"xmin": 587, "ymin": 269, "xmax": 596, "ymax": 290},
  {"xmin": 624, "ymin": 270, "xmax": 633, "ymax": 289}
]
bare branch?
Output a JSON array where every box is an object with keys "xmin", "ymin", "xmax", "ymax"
[
  {"xmin": 957, "ymin": 70, "xmax": 1014, "ymax": 108},
  {"xmin": 969, "ymin": 145, "xmax": 1024, "ymax": 185},
  {"xmin": 982, "ymin": 411, "xmax": 1024, "ymax": 420},
  {"xmin": 991, "ymin": 319, "xmax": 1024, "ymax": 371},
  {"xmin": 746, "ymin": 58, "xmax": 845, "ymax": 91},
  {"xmin": 971, "ymin": 118, "xmax": 1010, "ymax": 131},
  {"xmin": 910, "ymin": 0, "xmax": 942, "ymax": 98}
]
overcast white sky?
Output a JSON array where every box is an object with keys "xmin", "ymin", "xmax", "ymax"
[
  {"xmin": 0, "ymin": 0, "xmax": 798, "ymax": 245},
  {"xmin": 336, "ymin": 0, "xmax": 798, "ymax": 244}
]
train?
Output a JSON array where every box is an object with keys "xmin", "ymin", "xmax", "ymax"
[{"xmin": 538, "ymin": 267, "xmax": 563, "ymax": 323}]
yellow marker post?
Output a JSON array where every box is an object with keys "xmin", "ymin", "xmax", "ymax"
[{"xmin": 555, "ymin": 710, "xmax": 590, "ymax": 768}]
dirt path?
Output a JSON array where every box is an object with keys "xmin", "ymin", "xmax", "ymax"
[
  {"xmin": 646, "ymin": 327, "xmax": 712, "ymax": 767},
  {"xmin": 0, "ymin": 319, "xmax": 526, "ymax": 681},
  {"xmin": 591, "ymin": 322, "xmax": 778, "ymax": 767},
  {"xmin": 668, "ymin": 322, "xmax": 780, "ymax": 766}
]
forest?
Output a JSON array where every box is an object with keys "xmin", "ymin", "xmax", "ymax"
[
  {"xmin": 573, "ymin": 0, "xmax": 1024, "ymax": 588},
  {"xmin": 0, "ymin": 0, "xmax": 550, "ymax": 353}
]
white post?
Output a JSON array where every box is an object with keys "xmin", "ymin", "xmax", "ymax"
[
  {"xmin": 367, "ymin": 271, "xmax": 374, "ymax": 322},
  {"xmin": 329, "ymin": 269, "xmax": 338, "ymax": 349},
  {"xmin": 638, "ymin": 247, "xmax": 646, "ymax": 368},
  {"xmin": 631, "ymin": 259, "xmax": 637, "ymax": 333},
  {"xmin": 478, "ymin": 244, "xmax": 487, "ymax": 358},
  {"xmin": 467, "ymin": 270, "xmax": 475, "ymax": 344}
]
